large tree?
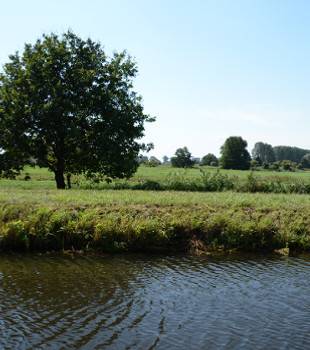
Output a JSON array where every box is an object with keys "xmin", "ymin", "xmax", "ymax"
[
  {"xmin": 220, "ymin": 136, "xmax": 251, "ymax": 170},
  {"xmin": 0, "ymin": 31, "xmax": 153, "ymax": 188},
  {"xmin": 252, "ymin": 142, "xmax": 275, "ymax": 164}
]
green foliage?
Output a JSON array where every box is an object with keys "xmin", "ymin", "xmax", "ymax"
[
  {"xmin": 133, "ymin": 180, "xmax": 161, "ymax": 190},
  {"xmin": 2, "ymin": 164, "xmax": 310, "ymax": 194},
  {"xmin": 199, "ymin": 169, "xmax": 234, "ymax": 191},
  {"xmin": 162, "ymin": 155, "xmax": 169, "ymax": 164},
  {"xmin": 145, "ymin": 156, "xmax": 161, "ymax": 167},
  {"xmin": 0, "ymin": 195, "xmax": 310, "ymax": 253},
  {"xmin": 171, "ymin": 147, "xmax": 194, "ymax": 168},
  {"xmin": 252, "ymin": 142, "xmax": 275, "ymax": 163},
  {"xmin": 280, "ymin": 160, "xmax": 297, "ymax": 171},
  {"xmin": 0, "ymin": 31, "xmax": 153, "ymax": 189},
  {"xmin": 300, "ymin": 153, "xmax": 310, "ymax": 169},
  {"xmin": 273, "ymin": 146, "xmax": 310, "ymax": 163},
  {"xmin": 250, "ymin": 159, "xmax": 259, "ymax": 170},
  {"xmin": 137, "ymin": 155, "xmax": 149, "ymax": 164},
  {"xmin": 269, "ymin": 162, "xmax": 280, "ymax": 171},
  {"xmin": 262, "ymin": 162, "xmax": 270, "ymax": 169},
  {"xmin": 164, "ymin": 171, "xmax": 201, "ymax": 191},
  {"xmin": 268, "ymin": 160, "xmax": 298, "ymax": 172},
  {"xmin": 200, "ymin": 153, "xmax": 218, "ymax": 166},
  {"xmin": 220, "ymin": 137, "xmax": 251, "ymax": 170}
]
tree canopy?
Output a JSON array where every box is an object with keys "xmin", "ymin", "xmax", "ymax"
[
  {"xmin": 220, "ymin": 136, "xmax": 251, "ymax": 170},
  {"xmin": 252, "ymin": 142, "xmax": 275, "ymax": 164},
  {"xmin": 300, "ymin": 153, "xmax": 310, "ymax": 169},
  {"xmin": 162, "ymin": 155, "xmax": 169, "ymax": 164},
  {"xmin": 273, "ymin": 146, "xmax": 310, "ymax": 163},
  {"xmin": 200, "ymin": 153, "xmax": 218, "ymax": 166},
  {"xmin": 0, "ymin": 31, "xmax": 153, "ymax": 188},
  {"xmin": 171, "ymin": 147, "xmax": 194, "ymax": 168}
]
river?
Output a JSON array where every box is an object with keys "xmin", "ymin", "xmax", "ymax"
[{"xmin": 0, "ymin": 253, "xmax": 309, "ymax": 349}]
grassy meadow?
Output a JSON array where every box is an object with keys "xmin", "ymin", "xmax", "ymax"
[
  {"xmin": 0, "ymin": 165, "xmax": 310, "ymax": 254},
  {"xmin": 2, "ymin": 164, "xmax": 310, "ymax": 193}
]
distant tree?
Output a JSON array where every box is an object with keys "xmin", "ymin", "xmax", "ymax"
[
  {"xmin": 252, "ymin": 142, "xmax": 275, "ymax": 164},
  {"xmin": 171, "ymin": 147, "xmax": 194, "ymax": 168},
  {"xmin": 192, "ymin": 157, "xmax": 201, "ymax": 165},
  {"xmin": 146, "ymin": 156, "xmax": 161, "ymax": 167},
  {"xmin": 200, "ymin": 153, "xmax": 218, "ymax": 166},
  {"xmin": 0, "ymin": 31, "xmax": 153, "ymax": 188},
  {"xmin": 162, "ymin": 155, "xmax": 169, "ymax": 164},
  {"xmin": 300, "ymin": 153, "xmax": 310, "ymax": 169},
  {"xmin": 220, "ymin": 136, "xmax": 251, "ymax": 170},
  {"xmin": 138, "ymin": 155, "xmax": 149, "ymax": 164}
]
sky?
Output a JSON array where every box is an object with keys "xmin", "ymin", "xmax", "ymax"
[{"xmin": 1, "ymin": 0, "xmax": 310, "ymax": 159}]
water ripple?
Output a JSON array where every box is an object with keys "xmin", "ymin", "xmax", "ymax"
[{"xmin": 0, "ymin": 253, "xmax": 309, "ymax": 349}]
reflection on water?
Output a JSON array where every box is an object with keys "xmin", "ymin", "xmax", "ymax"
[{"xmin": 0, "ymin": 253, "xmax": 309, "ymax": 350}]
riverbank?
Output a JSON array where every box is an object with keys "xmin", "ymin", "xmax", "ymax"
[{"xmin": 0, "ymin": 188, "xmax": 310, "ymax": 253}]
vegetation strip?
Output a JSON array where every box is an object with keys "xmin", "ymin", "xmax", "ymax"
[
  {"xmin": 3, "ymin": 165, "xmax": 310, "ymax": 194},
  {"xmin": 0, "ymin": 190, "xmax": 309, "ymax": 253}
]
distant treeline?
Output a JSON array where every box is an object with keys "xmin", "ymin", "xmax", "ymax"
[
  {"xmin": 273, "ymin": 146, "xmax": 310, "ymax": 163},
  {"xmin": 140, "ymin": 139, "xmax": 310, "ymax": 171},
  {"xmin": 251, "ymin": 142, "xmax": 310, "ymax": 170},
  {"xmin": 252, "ymin": 142, "xmax": 310, "ymax": 163}
]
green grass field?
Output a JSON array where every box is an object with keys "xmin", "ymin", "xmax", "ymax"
[
  {"xmin": 1, "ymin": 186, "xmax": 310, "ymax": 209},
  {"xmin": 15, "ymin": 164, "xmax": 310, "ymax": 181},
  {"xmin": 1, "ymin": 165, "xmax": 310, "ymax": 193}
]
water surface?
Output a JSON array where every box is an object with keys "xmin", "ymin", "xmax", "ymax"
[{"xmin": 0, "ymin": 253, "xmax": 309, "ymax": 349}]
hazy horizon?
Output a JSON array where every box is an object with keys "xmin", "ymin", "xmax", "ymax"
[{"xmin": 1, "ymin": 0, "xmax": 309, "ymax": 159}]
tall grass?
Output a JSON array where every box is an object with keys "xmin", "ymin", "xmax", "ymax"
[
  {"xmin": 105, "ymin": 170, "xmax": 310, "ymax": 194},
  {"xmin": 0, "ymin": 188, "xmax": 310, "ymax": 253}
]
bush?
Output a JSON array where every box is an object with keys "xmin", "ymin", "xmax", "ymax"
[
  {"xmin": 280, "ymin": 160, "xmax": 297, "ymax": 172},
  {"xmin": 199, "ymin": 169, "xmax": 235, "ymax": 191},
  {"xmin": 250, "ymin": 160, "xmax": 259, "ymax": 170},
  {"xmin": 133, "ymin": 180, "xmax": 162, "ymax": 191},
  {"xmin": 262, "ymin": 162, "xmax": 270, "ymax": 169}
]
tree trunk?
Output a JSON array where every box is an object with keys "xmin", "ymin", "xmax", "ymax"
[
  {"xmin": 54, "ymin": 170, "xmax": 66, "ymax": 189},
  {"xmin": 53, "ymin": 139, "xmax": 66, "ymax": 189},
  {"xmin": 66, "ymin": 173, "xmax": 72, "ymax": 189}
]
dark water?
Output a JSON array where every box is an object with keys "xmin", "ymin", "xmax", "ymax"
[{"xmin": 0, "ymin": 254, "xmax": 309, "ymax": 350}]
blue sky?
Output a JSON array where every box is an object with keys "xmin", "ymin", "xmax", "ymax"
[{"xmin": 1, "ymin": 0, "xmax": 309, "ymax": 159}]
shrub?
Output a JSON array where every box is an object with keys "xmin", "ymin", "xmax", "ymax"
[
  {"xmin": 200, "ymin": 169, "xmax": 235, "ymax": 191},
  {"xmin": 280, "ymin": 160, "xmax": 297, "ymax": 172},
  {"xmin": 133, "ymin": 180, "xmax": 162, "ymax": 191}
]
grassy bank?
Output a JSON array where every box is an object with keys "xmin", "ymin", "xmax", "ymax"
[{"xmin": 0, "ymin": 188, "xmax": 310, "ymax": 253}]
